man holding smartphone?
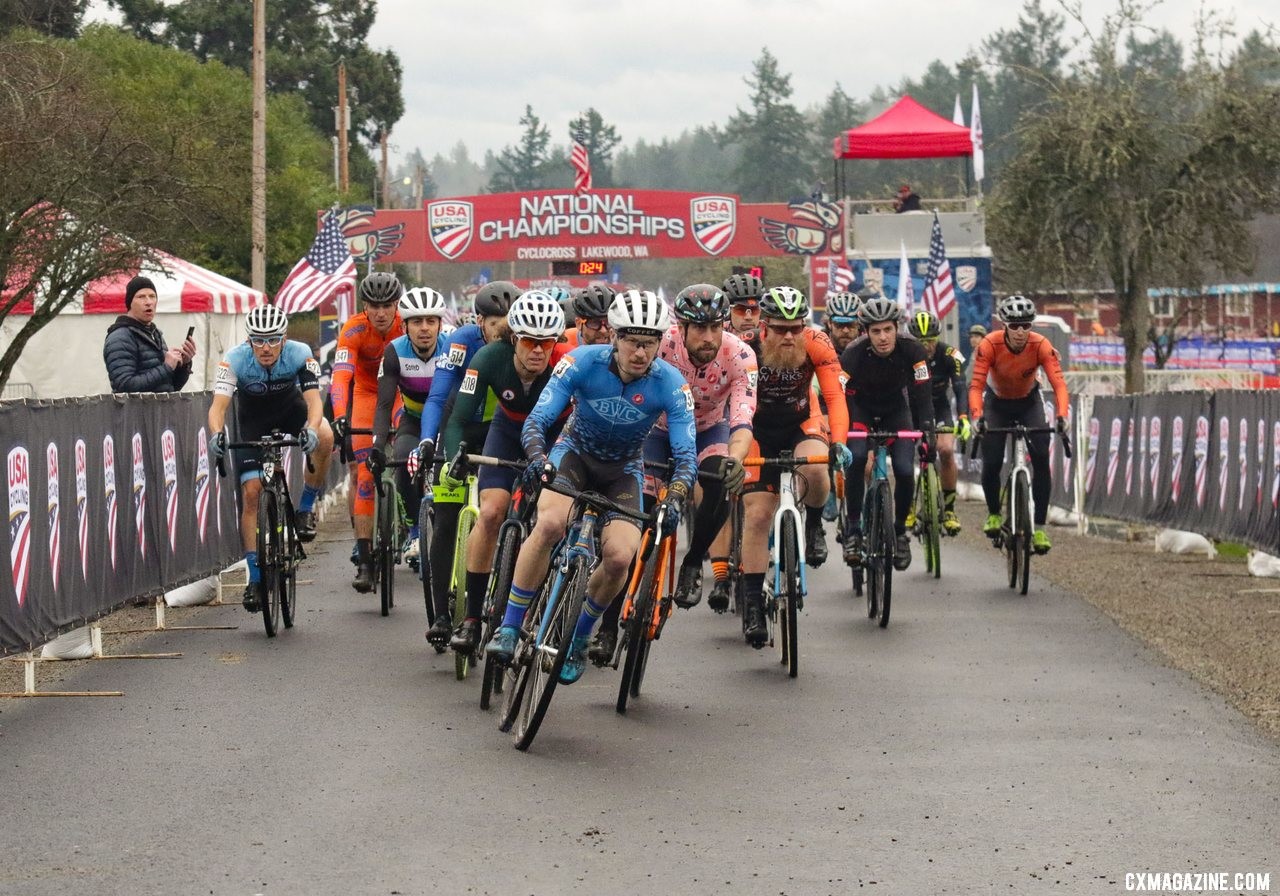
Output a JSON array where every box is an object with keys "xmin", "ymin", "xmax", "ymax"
[{"xmin": 103, "ymin": 275, "xmax": 197, "ymax": 393}]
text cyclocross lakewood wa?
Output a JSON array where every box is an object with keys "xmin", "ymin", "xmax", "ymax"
[{"xmin": 1125, "ymin": 871, "xmax": 1271, "ymax": 892}]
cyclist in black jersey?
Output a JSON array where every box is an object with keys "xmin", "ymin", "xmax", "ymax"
[
  {"xmin": 723, "ymin": 272, "xmax": 764, "ymax": 359},
  {"xmin": 906, "ymin": 311, "xmax": 968, "ymax": 535},
  {"xmin": 823, "ymin": 291, "xmax": 862, "ymax": 354}
]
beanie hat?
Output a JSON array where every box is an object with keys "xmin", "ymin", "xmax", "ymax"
[{"xmin": 125, "ymin": 275, "xmax": 157, "ymax": 311}]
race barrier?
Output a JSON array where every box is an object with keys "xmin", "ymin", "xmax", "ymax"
[{"xmin": 0, "ymin": 392, "xmax": 322, "ymax": 658}]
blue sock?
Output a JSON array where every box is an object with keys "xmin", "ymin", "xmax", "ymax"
[
  {"xmin": 408, "ymin": 523, "xmax": 419, "ymax": 541},
  {"xmin": 299, "ymin": 484, "xmax": 321, "ymax": 513},
  {"xmin": 573, "ymin": 595, "xmax": 607, "ymax": 641},
  {"xmin": 245, "ymin": 551, "xmax": 260, "ymax": 584},
  {"xmin": 501, "ymin": 583, "xmax": 537, "ymax": 630}
]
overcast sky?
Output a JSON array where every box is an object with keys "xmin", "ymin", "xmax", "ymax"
[{"xmin": 367, "ymin": 0, "xmax": 1275, "ymax": 168}]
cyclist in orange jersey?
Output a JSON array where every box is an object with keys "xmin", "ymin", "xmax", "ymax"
[{"xmin": 560, "ymin": 284, "xmax": 615, "ymax": 348}]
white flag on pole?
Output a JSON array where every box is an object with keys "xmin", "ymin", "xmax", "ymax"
[
  {"xmin": 971, "ymin": 83, "xmax": 985, "ymax": 183},
  {"xmin": 897, "ymin": 240, "xmax": 914, "ymax": 314},
  {"xmin": 953, "ymin": 94, "xmax": 965, "ymax": 126}
]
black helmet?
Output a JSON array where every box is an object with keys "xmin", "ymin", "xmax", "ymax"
[
  {"xmin": 674, "ymin": 284, "xmax": 730, "ymax": 323},
  {"xmin": 473, "ymin": 280, "xmax": 520, "ymax": 317},
  {"xmin": 573, "ymin": 284, "xmax": 615, "ymax": 320},
  {"xmin": 358, "ymin": 271, "xmax": 403, "ymax": 305},
  {"xmin": 908, "ymin": 311, "xmax": 941, "ymax": 339},
  {"xmin": 722, "ymin": 273, "xmax": 764, "ymax": 303}
]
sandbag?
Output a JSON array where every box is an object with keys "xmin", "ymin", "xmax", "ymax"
[
  {"xmin": 164, "ymin": 574, "xmax": 219, "ymax": 607},
  {"xmin": 39, "ymin": 626, "xmax": 94, "ymax": 660},
  {"xmin": 1154, "ymin": 529, "xmax": 1217, "ymax": 558},
  {"xmin": 1246, "ymin": 550, "xmax": 1280, "ymax": 579}
]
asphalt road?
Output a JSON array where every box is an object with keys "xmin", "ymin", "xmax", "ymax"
[{"xmin": 1, "ymin": 516, "xmax": 1277, "ymax": 896}]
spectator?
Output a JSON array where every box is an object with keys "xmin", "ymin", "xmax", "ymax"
[
  {"xmin": 103, "ymin": 275, "xmax": 196, "ymax": 393},
  {"xmin": 893, "ymin": 184, "xmax": 922, "ymax": 213},
  {"xmin": 964, "ymin": 324, "xmax": 987, "ymax": 384}
]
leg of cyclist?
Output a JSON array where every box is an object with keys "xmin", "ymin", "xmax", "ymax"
[
  {"xmin": 740, "ymin": 431, "xmax": 778, "ymax": 648},
  {"xmin": 842, "ymin": 419, "xmax": 873, "ymax": 564},
  {"xmin": 563, "ymin": 505, "xmax": 643, "ymax": 685},
  {"xmin": 798, "ymin": 407, "xmax": 831, "ymax": 567},
  {"xmin": 349, "ymin": 392, "xmax": 378, "ymax": 592},
  {"xmin": 979, "ymin": 392, "xmax": 1010, "ymax": 537},
  {"xmin": 705, "ymin": 521, "xmax": 734, "ymax": 612},
  {"xmin": 238, "ymin": 474, "xmax": 264, "ymax": 612},
  {"xmin": 391, "ymin": 416, "xmax": 421, "ymax": 561},
  {"xmin": 674, "ymin": 424, "xmax": 736, "ymax": 609},
  {"xmin": 425, "ymin": 498, "xmax": 460, "ymax": 645},
  {"xmin": 1019, "ymin": 396, "xmax": 1054, "ymax": 553},
  {"xmin": 886, "ymin": 412, "xmax": 917, "ymax": 571},
  {"xmin": 294, "ymin": 418, "xmax": 334, "ymax": 542},
  {"xmin": 933, "ymin": 396, "xmax": 961, "ymax": 535}
]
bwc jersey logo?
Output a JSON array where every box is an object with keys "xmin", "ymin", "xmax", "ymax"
[
  {"xmin": 587, "ymin": 397, "xmax": 648, "ymax": 424},
  {"xmin": 690, "ymin": 196, "xmax": 737, "ymax": 256},
  {"xmin": 132, "ymin": 433, "xmax": 147, "ymax": 561},
  {"xmin": 427, "ymin": 200, "xmax": 474, "ymax": 260},
  {"xmin": 104, "ymin": 435, "xmax": 118, "ymax": 570},
  {"xmin": 8, "ymin": 447, "xmax": 31, "ymax": 608},
  {"xmin": 75, "ymin": 439, "xmax": 89, "ymax": 581},
  {"xmin": 162, "ymin": 430, "xmax": 179, "ymax": 554},
  {"xmin": 195, "ymin": 428, "xmax": 210, "ymax": 544},
  {"xmin": 47, "ymin": 443, "xmax": 60, "ymax": 593}
]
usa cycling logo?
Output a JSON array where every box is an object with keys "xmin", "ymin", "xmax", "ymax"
[
  {"xmin": 1085, "ymin": 418, "xmax": 1100, "ymax": 491},
  {"xmin": 1170, "ymin": 417, "xmax": 1184, "ymax": 502},
  {"xmin": 104, "ymin": 435, "xmax": 118, "ymax": 570},
  {"xmin": 195, "ymin": 428, "xmax": 210, "ymax": 544},
  {"xmin": 1217, "ymin": 417, "xmax": 1229, "ymax": 512},
  {"xmin": 8, "ymin": 447, "xmax": 31, "ymax": 608},
  {"xmin": 1105, "ymin": 418, "xmax": 1122, "ymax": 495},
  {"xmin": 1272, "ymin": 421, "xmax": 1280, "ymax": 509},
  {"xmin": 1123, "ymin": 418, "xmax": 1135, "ymax": 497},
  {"xmin": 587, "ymin": 397, "xmax": 647, "ymax": 425},
  {"xmin": 1237, "ymin": 419, "xmax": 1249, "ymax": 512},
  {"xmin": 47, "ymin": 443, "xmax": 60, "ymax": 593},
  {"xmin": 427, "ymin": 200, "xmax": 474, "ymax": 260},
  {"xmin": 132, "ymin": 433, "xmax": 147, "ymax": 561},
  {"xmin": 75, "ymin": 439, "xmax": 89, "ymax": 581},
  {"xmin": 1193, "ymin": 416, "xmax": 1209, "ymax": 508},
  {"xmin": 690, "ymin": 196, "xmax": 736, "ymax": 256},
  {"xmin": 1148, "ymin": 417, "xmax": 1161, "ymax": 499},
  {"xmin": 162, "ymin": 430, "xmax": 179, "ymax": 554}
]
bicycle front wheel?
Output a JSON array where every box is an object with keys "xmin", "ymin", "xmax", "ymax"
[
  {"xmin": 923, "ymin": 466, "xmax": 942, "ymax": 580},
  {"xmin": 257, "ymin": 488, "xmax": 281, "ymax": 638},
  {"xmin": 1015, "ymin": 471, "xmax": 1032, "ymax": 595},
  {"xmin": 418, "ymin": 499, "xmax": 435, "ymax": 627},
  {"xmin": 871, "ymin": 480, "xmax": 893, "ymax": 628},
  {"xmin": 618, "ymin": 539, "xmax": 659, "ymax": 714},
  {"xmin": 453, "ymin": 506, "xmax": 477, "ymax": 681},
  {"xmin": 780, "ymin": 513, "xmax": 800, "ymax": 678},
  {"xmin": 513, "ymin": 556, "xmax": 589, "ymax": 751},
  {"xmin": 376, "ymin": 480, "xmax": 395, "ymax": 617},
  {"xmin": 480, "ymin": 522, "xmax": 521, "ymax": 711}
]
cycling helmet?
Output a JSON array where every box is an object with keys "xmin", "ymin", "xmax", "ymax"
[
  {"xmin": 507, "ymin": 290, "xmax": 566, "ymax": 339},
  {"xmin": 759, "ymin": 286, "xmax": 810, "ymax": 321},
  {"xmin": 573, "ymin": 284, "xmax": 615, "ymax": 320},
  {"xmin": 908, "ymin": 311, "xmax": 941, "ymax": 339},
  {"xmin": 674, "ymin": 284, "xmax": 730, "ymax": 324},
  {"xmin": 398, "ymin": 287, "xmax": 447, "ymax": 320},
  {"xmin": 858, "ymin": 295, "xmax": 902, "ymax": 325},
  {"xmin": 608, "ymin": 289, "xmax": 671, "ymax": 336},
  {"xmin": 996, "ymin": 294, "xmax": 1037, "ymax": 324},
  {"xmin": 246, "ymin": 304, "xmax": 288, "ymax": 338},
  {"xmin": 473, "ymin": 280, "xmax": 520, "ymax": 317},
  {"xmin": 825, "ymin": 291, "xmax": 861, "ymax": 323},
  {"xmin": 358, "ymin": 271, "xmax": 403, "ymax": 304},
  {"xmin": 722, "ymin": 273, "xmax": 764, "ymax": 303}
]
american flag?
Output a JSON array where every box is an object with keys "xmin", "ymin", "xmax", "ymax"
[
  {"xmin": 921, "ymin": 211, "xmax": 956, "ymax": 320},
  {"xmin": 570, "ymin": 133, "xmax": 592, "ymax": 194},
  {"xmin": 274, "ymin": 211, "xmax": 357, "ymax": 313},
  {"xmin": 827, "ymin": 259, "xmax": 855, "ymax": 294}
]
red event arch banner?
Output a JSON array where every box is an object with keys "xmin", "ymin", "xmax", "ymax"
[{"xmin": 330, "ymin": 190, "xmax": 844, "ymax": 265}]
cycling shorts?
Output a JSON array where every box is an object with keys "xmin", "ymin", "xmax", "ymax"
[
  {"xmin": 641, "ymin": 420, "xmax": 729, "ymax": 499},
  {"xmin": 547, "ymin": 443, "xmax": 644, "ymax": 529},
  {"xmin": 235, "ymin": 397, "xmax": 307, "ymax": 479}
]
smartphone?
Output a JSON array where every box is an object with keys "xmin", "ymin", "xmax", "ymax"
[{"xmin": 185, "ymin": 326, "xmax": 195, "ymax": 340}]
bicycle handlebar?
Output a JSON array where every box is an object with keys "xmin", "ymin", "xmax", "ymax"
[
  {"xmin": 217, "ymin": 433, "xmax": 312, "ymax": 478},
  {"xmin": 743, "ymin": 454, "xmax": 830, "ymax": 468},
  {"xmin": 966, "ymin": 424, "xmax": 1073, "ymax": 460},
  {"xmin": 846, "ymin": 430, "xmax": 924, "ymax": 441},
  {"xmin": 545, "ymin": 481, "xmax": 652, "ymax": 526}
]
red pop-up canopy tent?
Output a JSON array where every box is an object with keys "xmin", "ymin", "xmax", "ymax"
[{"xmin": 832, "ymin": 95, "xmax": 973, "ymax": 159}]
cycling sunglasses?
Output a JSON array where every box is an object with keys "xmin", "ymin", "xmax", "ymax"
[
  {"xmin": 249, "ymin": 335, "xmax": 284, "ymax": 347},
  {"xmin": 1005, "ymin": 322, "xmax": 1032, "ymax": 331},
  {"xmin": 517, "ymin": 335, "xmax": 557, "ymax": 351},
  {"xmin": 580, "ymin": 319, "xmax": 611, "ymax": 332}
]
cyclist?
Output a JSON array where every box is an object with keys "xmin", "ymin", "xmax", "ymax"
[
  {"xmin": 587, "ymin": 283, "xmax": 756, "ymax": 661},
  {"xmin": 561, "ymin": 284, "xmax": 616, "ymax": 347},
  {"xmin": 369, "ymin": 287, "xmax": 449, "ymax": 568},
  {"xmin": 330, "ymin": 272, "xmax": 405, "ymax": 593},
  {"xmin": 207, "ymin": 305, "xmax": 333, "ymax": 611},
  {"xmin": 438, "ymin": 292, "xmax": 571, "ymax": 654},
  {"xmin": 486, "ymin": 290, "xmax": 697, "ymax": 685},
  {"xmin": 738, "ymin": 286, "xmax": 850, "ymax": 646},
  {"xmin": 823, "ymin": 291, "xmax": 863, "ymax": 354},
  {"xmin": 418, "ymin": 280, "xmax": 518, "ymax": 646},
  {"xmin": 723, "ymin": 272, "xmax": 764, "ymax": 358},
  {"xmin": 969, "ymin": 294, "xmax": 1070, "ymax": 554},
  {"xmin": 905, "ymin": 310, "xmax": 968, "ymax": 535},
  {"xmin": 839, "ymin": 295, "xmax": 935, "ymax": 571}
]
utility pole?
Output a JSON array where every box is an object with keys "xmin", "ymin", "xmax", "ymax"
[
  {"xmin": 379, "ymin": 126, "xmax": 389, "ymax": 208},
  {"xmin": 337, "ymin": 60, "xmax": 349, "ymax": 194},
  {"xmin": 250, "ymin": 0, "xmax": 266, "ymax": 294}
]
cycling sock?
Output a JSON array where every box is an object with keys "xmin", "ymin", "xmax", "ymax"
[
  {"xmin": 408, "ymin": 523, "xmax": 419, "ymax": 541},
  {"xmin": 574, "ymin": 595, "xmax": 607, "ymax": 641},
  {"xmin": 805, "ymin": 505, "xmax": 824, "ymax": 532},
  {"xmin": 299, "ymin": 484, "xmax": 321, "ymax": 513},
  {"xmin": 743, "ymin": 572, "xmax": 765, "ymax": 605},
  {"xmin": 711, "ymin": 558, "xmax": 730, "ymax": 582},
  {"xmin": 943, "ymin": 489, "xmax": 957, "ymax": 510},
  {"xmin": 244, "ymin": 551, "xmax": 260, "ymax": 584},
  {"xmin": 598, "ymin": 586, "xmax": 625, "ymax": 633},
  {"xmin": 464, "ymin": 570, "xmax": 489, "ymax": 620},
  {"xmin": 501, "ymin": 583, "xmax": 536, "ymax": 630},
  {"xmin": 356, "ymin": 538, "xmax": 372, "ymax": 563}
]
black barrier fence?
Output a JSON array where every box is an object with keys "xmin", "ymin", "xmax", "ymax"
[
  {"xmin": 0, "ymin": 392, "xmax": 325, "ymax": 657},
  {"xmin": 958, "ymin": 389, "xmax": 1280, "ymax": 553}
]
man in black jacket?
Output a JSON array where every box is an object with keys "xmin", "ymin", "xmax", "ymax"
[{"xmin": 103, "ymin": 275, "xmax": 196, "ymax": 393}]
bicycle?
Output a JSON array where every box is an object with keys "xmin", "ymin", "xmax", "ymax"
[
  {"xmin": 612, "ymin": 500, "xmax": 677, "ymax": 714},
  {"xmin": 219, "ymin": 432, "xmax": 309, "ymax": 638},
  {"xmin": 497, "ymin": 485, "xmax": 650, "ymax": 751},
  {"xmin": 339, "ymin": 421, "xmax": 410, "ymax": 617},
  {"xmin": 846, "ymin": 430, "xmax": 924, "ymax": 628},
  {"xmin": 442, "ymin": 448, "xmax": 534, "ymax": 705},
  {"xmin": 968, "ymin": 424, "xmax": 1072, "ymax": 596},
  {"xmin": 742, "ymin": 451, "xmax": 830, "ymax": 678},
  {"xmin": 910, "ymin": 425, "xmax": 952, "ymax": 580}
]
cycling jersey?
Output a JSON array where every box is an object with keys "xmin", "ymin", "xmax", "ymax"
[
  {"xmin": 329, "ymin": 312, "xmax": 404, "ymax": 419},
  {"xmin": 419, "ymin": 323, "xmax": 490, "ymax": 443},
  {"xmin": 839, "ymin": 334, "xmax": 935, "ymax": 431},
  {"xmin": 441, "ymin": 339, "xmax": 570, "ymax": 456},
  {"xmin": 373, "ymin": 334, "xmax": 446, "ymax": 447},
  {"xmin": 755, "ymin": 327, "xmax": 848, "ymax": 443},
  {"xmin": 523, "ymin": 344, "xmax": 698, "ymax": 493},
  {"xmin": 923, "ymin": 340, "xmax": 967, "ymax": 419},
  {"xmin": 214, "ymin": 340, "xmax": 320, "ymax": 406},
  {"xmin": 657, "ymin": 325, "xmax": 757, "ymax": 435},
  {"xmin": 969, "ymin": 330, "xmax": 1069, "ymax": 419}
]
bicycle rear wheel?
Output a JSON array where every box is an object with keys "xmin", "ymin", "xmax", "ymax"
[
  {"xmin": 779, "ymin": 513, "xmax": 800, "ymax": 678},
  {"xmin": 498, "ymin": 576, "xmax": 549, "ymax": 733},
  {"xmin": 418, "ymin": 499, "xmax": 435, "ymax": 627},
  {"xmin": 513, "ymin": 555, "xmax": 588, "ymax": 751},
  {"xmin": 1004, "ymin": 479, "xmax": 1020, "ymax": 590},
  {"xmin": 376, "ymin": 480, "xmax": 395, "ymax": 617},
  {"xmin": 257, "ymin": 489, "xmax": 281, "ymax": 638},
  {"xmin": 453, "ymin": 507, "xmax": 477, "ymax": 681},
  {"xmin": 869, "ymin": 480, "xmax": 893, "ymax": 628},
  {"xmin": 480, "ymin": 522, "xmax": 521, "ymax": 710},
  {"xmin": 618, "ymin": 538, "xmax": 660, "ymax": 714},
  {"xmin": 1015, "ymin": 472, "xmax": 1032, "ymax": 595},
  {"xmin": 863, "ymin": 487, "xmax": 881, "ymax": 620},
  {"xmin": 280, "ymin": 503, "xmax": 299, "ymax": 628},
  {"xmin": 923, "ymin": 466, "xmax": 942, "ymax": 579}
]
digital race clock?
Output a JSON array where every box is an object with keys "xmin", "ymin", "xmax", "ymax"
[{"xmin": 550, "ymin": 260, "xmax": 607, "ymax": 277}]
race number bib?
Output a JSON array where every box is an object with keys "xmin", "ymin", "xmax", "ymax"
[
  {"xmin": 913, "ymin": 360, "xmax": 929, "ymax": 382},
  {"xmin": 459, "ymin": 369, "xmax": 479, "ymax": 395}
]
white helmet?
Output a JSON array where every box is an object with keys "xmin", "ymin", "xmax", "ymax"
[
  {"xmin": 246, "ymin": 304, "xmax": 288, "ymax": 338},
  {"xmin": 607, "ymin": 289, "xmax": 670, "ymax": 336},
  {"xmin": 507, "ymin": 290, "xmax": 565, "ymax": 339},
  {"xmin": 399, "ymin": 287, "xmax": 447, "ymax": 320}
]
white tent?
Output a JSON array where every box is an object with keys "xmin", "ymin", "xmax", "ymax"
[{"xmin": 2, "ymin": 251, "xmax": 265, "ymax": 399}]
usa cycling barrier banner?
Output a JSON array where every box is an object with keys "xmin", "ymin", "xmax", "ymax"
[
  {"xmin": 1083, "ymin": 391, "xmax": 1279, "ymax": 552},
  {"xmin": 0, "ymin": 392, "xmax": 245, "ymax": 657}
]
